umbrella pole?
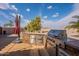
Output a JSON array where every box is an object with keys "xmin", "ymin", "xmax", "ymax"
[{"xmin": 18, "ymin": 32, "xmax": 20, "ymax": 40}]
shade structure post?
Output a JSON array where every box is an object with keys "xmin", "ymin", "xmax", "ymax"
[
  {"xmin": 56, "ymin": 44, "xmax": 59, "ymax": 56},
  {"xmin": 43, "ymin": 35, "xmax": 47, "ymax": 48}
]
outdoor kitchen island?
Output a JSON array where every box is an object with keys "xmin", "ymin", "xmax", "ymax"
[{"xmin": 0, "ymin": 30, "xmax": 79, "ymax": 56}]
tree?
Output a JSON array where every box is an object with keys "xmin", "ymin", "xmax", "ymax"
[
  {"xmin": 25, "ymin": 16, "xmax": 41, "ymax": 32},
  {"xmin": 4, "ymin": 20, "xmax": 14, "ymax": 27},
  {"xmin": 65, "ymin": 15, "xmax": 79, "ymax": 32}
]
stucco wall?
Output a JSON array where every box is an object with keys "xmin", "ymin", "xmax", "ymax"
[{"xmin": 3, "ymin": 27, "xmax": 15, "ymax": 34}]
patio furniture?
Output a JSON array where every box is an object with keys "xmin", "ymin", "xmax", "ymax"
[
  {"xmin": 47, "ymin": 30, "xmax": 68, "ymax": 56},
  {"xmin": 47, "ymin": 30, "xmax": 67, "ymax": 48}
]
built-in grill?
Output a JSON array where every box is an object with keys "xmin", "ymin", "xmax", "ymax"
[
  {"xmin": 47, "ymin": 30, "xmax": 67, "ymax": 43},
  {"xmin": 47, "ymin": 30, "xmax": 68, "ymax": 56}
]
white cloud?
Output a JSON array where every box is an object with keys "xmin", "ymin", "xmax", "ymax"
[
  {"xmin": 11, "ymin": 13, "xmax": 23, "ymax": 18},
  {"xmin": 0, "ymin": 11, "xmax": 14, "ymax": 26},
  {"xmin": 52, "ymin": 13, "xmax": 59, "ymax": 18},
  {"xmin": 43, "ymin": 16, "xmax": 48, "ymax": 19},
  {"xmin": 0, "ymin": 3, "xmax": 9, "ymax": 9},
  {"xmin": 11, "ymin": 13, "xmax": 16, "ymax": 17},
  {"xmin": 0, "ymin": 11, "xmax": 10, "ymax": 19},
  {"xmin": 41, "ymin": 19, "xmax": 54, "ymax": 28},
  {"xmin": 20, "ymin": 14, "xmax": 23, "ymax": 18},
  {"xmin": 11, "ymin": 5, "xmax": 18, "ymax": 11},
  {"xmin": 18, "ymin": 14, "xmax": 23, "ymax": 18},
  {"xmin": 0, "ymin": 3, "xmax": 18, "ymax": 11},
  {"xmin": 42, "ymin": 4, "xmax": 79, "ymax": 29},
  {"xmin": 47, "ymin": 5, "xmax": 52, "ymax": 9},
  {"xmin": 52, "ymin": 4, "xmax": 79, "ymax": 29},
  {"xmin": 24, "ymin": 19, "xmax": 30, "ymax": 23},
  {"xmin": 26, "ymin": 8, "xmax": 30, "ymax": 12},
  {"xmin": 21, "ymin": 19, "xmax": 30, "ymax": 27}
]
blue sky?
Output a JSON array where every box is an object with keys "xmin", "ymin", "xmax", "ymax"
[{"xmin": 0, "ymin": 3, "xmax": 78, "ymax": 29}]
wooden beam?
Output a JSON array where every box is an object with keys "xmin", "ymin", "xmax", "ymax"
[{"xmin": 43, "ymin": 35, "xmax": 48, "ymax": 48}]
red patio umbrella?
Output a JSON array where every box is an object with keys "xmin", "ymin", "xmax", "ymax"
[{"xmin": 15, "ymin": 15, "xmax": 20, "ymax": 37}]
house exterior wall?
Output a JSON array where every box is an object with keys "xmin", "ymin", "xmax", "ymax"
[
  {"xmin": 3, "ymin": 27, "xmax": 23, "ymax": 34},
  {"xmin": 66, "ymin": 28, "xmax": 78, "ymax": 36},
  {"xmin": 3, "ymin": 27, "xmax": 15, "ymax": 34},
  {"xmin": 0, "ymin": 27, "xmax": 2, "ymax": 34}
]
